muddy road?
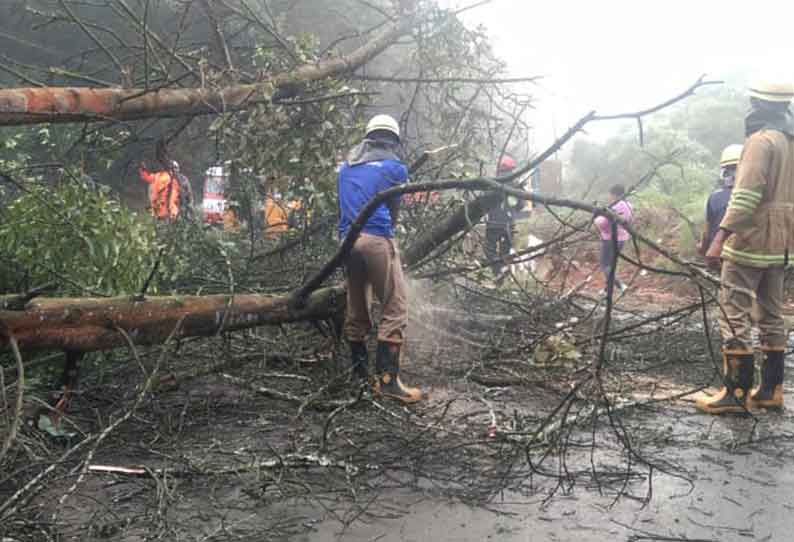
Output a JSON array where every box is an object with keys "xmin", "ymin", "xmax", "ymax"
[
  {"xmin": 304, "ymin": 403, "xmax": 794, "ymax": 542},
  {"xmin": 34, "ymin": 365, "xmax": 794, "ymax": 542},
  {"xmin": 5, "ymin": 279, "xmax": 794, "ymax": 542}
]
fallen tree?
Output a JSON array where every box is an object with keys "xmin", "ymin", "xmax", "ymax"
[
  {"xmin": 0, "ymin": 174, "xmax": 583, "ymax": 355},
  {"xmin": 0, "ymin": 174, "xmax": 716, "ymax": 355},
  {"xmin": 0, "ymin": 77, "xmax": 719, "ymax": 356},
  {"xmin": 0, "ymin": 8, "xmax": 414, "ymax": 126},
  {"xmin": 0, "ymin": 287, "xmax": 344, "ymax": 354}
]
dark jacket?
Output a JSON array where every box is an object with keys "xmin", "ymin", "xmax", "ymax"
[
  {"xmin": 486, "ymin": 197, "xmax": 524, "ymax": 230},
  {"xmin": 705, "ymin": 184, "xmax": 732, "ymax": 249}
]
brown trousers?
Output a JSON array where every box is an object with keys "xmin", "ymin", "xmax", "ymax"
[
  {"xmin": 344, "ymin": 233, "xmax": 408, "ymax": 344},
  {"xmin": 719, "ymin": 260, "xmax": 786, "ymax": 351}
]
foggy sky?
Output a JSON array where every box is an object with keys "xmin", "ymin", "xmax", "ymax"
[{"xmin": 441, "ymin": 0, "xmax": 794, "ymax": 146}]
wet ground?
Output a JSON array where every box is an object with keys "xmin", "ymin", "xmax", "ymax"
[
  {"xmin": 29, "ymin": 360, "xmax": 794, "ymax": 542},
  {"xmin": 302, "ymin": 401, "xmax": 794, "ymax": 542},
  {"xmin": 8, "ymin": 283, "xmax": 794, "ymax": 542}
]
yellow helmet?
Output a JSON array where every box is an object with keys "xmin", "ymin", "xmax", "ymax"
[
  {"xmin": 748, "ymin": 80, "xmax": 794, "ymax": 103},
  {"xmin": 719, "ymin": 144, "xmax": 743, "ymax": 167}
]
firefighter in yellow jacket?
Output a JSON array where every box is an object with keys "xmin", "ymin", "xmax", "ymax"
[{"xmin": 699, "ymin": 80, "xmax": 794, "ymax": 414}]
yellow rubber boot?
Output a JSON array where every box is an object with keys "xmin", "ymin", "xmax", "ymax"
[
  {"xmin": 373, "ymin": 342, "xmax": 423, "ymax": 404},
  {"xmin": 696, "ymin": 350, "xmax": 754, "ymax": 414},
  {"xmin": 748, "ymin": 349, "xmax": 784, "ymax": 409}
]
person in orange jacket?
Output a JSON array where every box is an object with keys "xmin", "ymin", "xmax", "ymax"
[{"xmin": 139, "ymin": 160, "xmax": 180, "ymax": 220}]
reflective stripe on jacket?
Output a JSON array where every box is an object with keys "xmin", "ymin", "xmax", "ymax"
[
  {"xmin": 140, "ymin": 168, "xmax": 180, "ymax": 219},
  {"xmin": 720, "ymin": 129, "xmax": 794, "ymax": 268}
]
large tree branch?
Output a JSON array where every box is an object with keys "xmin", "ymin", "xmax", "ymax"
[
  {"xmin": 295, "ymin": 77, "xmax": 720, "ymax": 299},
  {"xmin": 0, "ymin": 78, "xmax": 717, "ymax": 356},
  {"xmin": 294, "ymin": 168, "xmax": 718, "ymax": 304},
  {"xmin": 406, "ymin": 76, "xmax": 720, "ymax": 266},
  {"xmin": 0, "ymin": 287, "xmax": 344, "ymax": 354},
  {"xmin": 350, "ymin": 74, "xmax": 541, "ymax": 84},
  {"xmin": 404, "ymin": 111, "xmax": 594, "ymax": 267},
  {"xmin": 0, "ymin": 12, "xmax": 414, "ymax": 126}
]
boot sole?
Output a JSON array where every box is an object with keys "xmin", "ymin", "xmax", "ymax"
[
  {"xmin": 747, "ymin": 400, "xmax": 784, "ymax": 410},
  {"xmin": 695, "ymin": 404, "xmax": 750, "ymax": 415},
  {"xmin": 380, "ymin": 392, "xmax": 423, "ymax": 404}
]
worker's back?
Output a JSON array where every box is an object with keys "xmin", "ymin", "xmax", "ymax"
[
  {"xmin": 337, "ymin": 158, "xmax": 407, "ymax": 239},
  {"xmin": 721, "ymin": 128, "xmax": 794, "ymax": 265}
]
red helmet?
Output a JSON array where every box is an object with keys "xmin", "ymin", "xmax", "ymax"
[{"xmin": 497, "ymin": 155, "xmax": 517, "ymax": 173}]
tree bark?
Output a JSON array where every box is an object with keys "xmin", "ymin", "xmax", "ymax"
[
  {"xmin": 403, "ymin": 192, "xmax": 501, "ymax": 267},
  {"xmin": 0, "ymin": 80, "xmax": 717, "ymax": 355},
  {"xmin": 0, "ymin": 287, "xmax": 344, "ymax": 354},
  {"xmin": 0, "ymin": 14, "xmax": 412, "ymax": 126}
]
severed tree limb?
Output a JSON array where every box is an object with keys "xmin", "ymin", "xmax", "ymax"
[
  {"xmin": 350, "ymin": 74, "xmax": 541, "ymax": 84},
  {"xmin": 0, "ymin": 78, "xmax": 717, "ymax": 356},
  {"xmin": 404, "ymin": 76, "xmax": 721, "ymax": 267},
  {"xmin": 0, "ymin": 10, "xmax": 415, "ymax": 126},
  {"xmin": 87, "ymin": 452, "xmax": 360, "ymax": 478},
  {"xmin": 293, "ymin": 169, "xmax": 717, "ymax": 305},
  {"xmin": 0, "ymin": 172, "xmax": 713, "ymax": 356},
  {"xmin": 0, "ymin": 171, "xmax": 714, "ymax": 357},
  {"xmin": 0, "ymin": 287, "xmax": 344, "ymax": 354}
]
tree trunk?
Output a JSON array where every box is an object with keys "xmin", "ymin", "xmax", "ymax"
[
  {"xmin": 0, "ymin": 182, "xmax": 502, "ymax": 355},
  {"xmin": 0, "ymin": 287, "xmax": 344, "ymax": 354},
  {"xmin": 403, "ymin": 192, "xmax": 501, "ymax": 267},
  {"xmin": 0, "ymin": 15, "xmax": 411, "ymax": 126}
]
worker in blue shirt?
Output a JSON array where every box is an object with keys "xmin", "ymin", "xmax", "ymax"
[
  {"xmin": 337, "ymin": 114, "xmax": 423, "ymax": 403},
  {"xmin": 699, "ymin": 144, "xmax": 742, "ymax": 267}
]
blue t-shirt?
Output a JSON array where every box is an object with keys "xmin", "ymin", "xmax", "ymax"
[
  {"xmin": 705, "ymin": 185, "xmax": 732, "ymax": 247},
  {"xmin": 337, "ymin": 158, "xmax": 408, "ymax": 239}
]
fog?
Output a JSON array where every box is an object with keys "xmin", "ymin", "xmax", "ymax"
[{"xmin": 442, "ymin": 0, "xmax": 794, "ymax": 145}]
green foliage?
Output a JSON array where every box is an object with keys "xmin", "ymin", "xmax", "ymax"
[
  {"xmin": 567, "ymin": 87, "xmax": 746, "ymax": 250},
  {"xmin": 676, "ymin": 220, "xmax": 700, "ymax": 259},
  {"xmin": 0, "ymin": 177, "xmax": 160, "ymax": 295},
  {"xmin": 0, "ymin": 173, "xmax": 251, "ymax": 296},
  {"xmin": 570, "ymin": 122, "xmax": 713, "ymax": 196},
  {"xmin": 211, "ymin": 34, "xmax": 364, "ymax": 221},
  {"xmin": 669, "ymin": 86, "xmax": 745, "ymax": 160}
]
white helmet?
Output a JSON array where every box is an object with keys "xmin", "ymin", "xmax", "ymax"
[
  {"xmin": 748, "ymin": 80, "xmax": 794, "ymax": 103},
  {"xmin": 366, "ymin": 114, "xmax": 400, "ymax": 140},
  {"xmin": 170, "ymin": 160, "xmax": 180, "ymax": 172}
]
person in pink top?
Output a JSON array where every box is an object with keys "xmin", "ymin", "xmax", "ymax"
[{"xmin": 593, "ymin": 184, "xmax": 633, "ymax": 294}]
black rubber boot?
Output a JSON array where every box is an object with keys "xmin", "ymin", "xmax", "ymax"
[
  {"xmin": 373, "ymin": 342, "xmax": 423, "ymax": 403},
  {"xmin": 749, "ymin": 349, "xmax": 785, "ymax": 409},
  {"xmin": 695, "ymin": 351, "xmax": 754, "ymax": 414},
  {"xmin": 349, "ymin": 341, "xmax": 369, "ymax": 380}
]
